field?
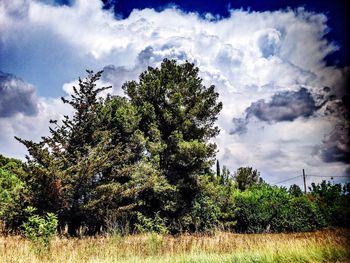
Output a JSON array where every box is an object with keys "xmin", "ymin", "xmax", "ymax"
[{"xmin": 1, "ymin": 228, "xmax": 349, "ymax": 263}]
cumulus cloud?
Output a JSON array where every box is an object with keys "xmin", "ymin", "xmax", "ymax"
[
  {"xmin": 0, "ymin": 71, "xmax": 39, "ymax": 117},
  {"xmin": 0, "ymin": 0, "xmax": 349, "ymax": 183}
]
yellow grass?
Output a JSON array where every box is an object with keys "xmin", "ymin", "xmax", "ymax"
[{"xmin": 1, "ymin": 228, "xmax": 349, "ymax": 262}]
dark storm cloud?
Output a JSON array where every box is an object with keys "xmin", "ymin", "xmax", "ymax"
[
  {"xmin": 246, "ymin": 88, "xmax": 317, "ymax": 122},
  {"xmin": 230, "ymin": 88, "xmax": 318, "ymax": 134},
  {"xmin": 315, "ymin": 124, "xmax": 350, "ymax": 164},
  {"xmin": 316, "ymin": 94, "xmax": 350, "ymax": 164},
  {"xmin": 0, "ymin": 71, "xmax": 39, "ymax": 117}
]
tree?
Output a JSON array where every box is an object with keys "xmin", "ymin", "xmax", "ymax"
[
  {"xmin": 289, "ymin": 184, "xmax": 303, "ymax": 197},
  {"xmin": 216, "ymin": 160, "xmax": 221, "ymax": 178},
  {"xmin": 234, "ymin": 167, "xmax": 263, "ymax": 191},
  {"xmin": 0, "ymin": 154, "xmax": 27, "ymax": 233},
  {"xmin": 309, "ymin": 181, "xmax": 350, "ymax": 227},
  {"xmin": 16, "ymin": 71, "xmax": 171, "ymax": 235},
  {"xmin": 123, "ymin": 59, "xmax": 222, "ymax": 227}
]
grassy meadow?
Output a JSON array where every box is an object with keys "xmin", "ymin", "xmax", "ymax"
[{"xmin": 1, "ymin": 228, "xmax": 349, "ymax": 263}]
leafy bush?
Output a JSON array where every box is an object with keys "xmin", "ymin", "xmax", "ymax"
[
  {"xmin": 234, "ymin": 184, "xmax": 325, "ymax": 233},
  {"xmin": 309, "ymin": 181, "xmax": 350, "ymax": 227},
  {"xmin": 234, "ymin": 167, "xmax": 263, "ymax": 191},
  {"xmin": 181, "ymin": 175, "xmax": 236, "ymax": 233},
  {"xmin": 135, "ymin": 212, "xmax": 168, "ymax": 234},
  {"xmin": 191, "ymin": 193, "xmax": 221, "ymax": 232},
  {"xmin": 22, "ymin": 207, "xmax": 58, "ymax": 253},
  {"xmin": 0, "ymin": 167, "xmax": 26, "ymax": 233},
  {"xmin": 272, "ymin": 196, "xmax": 325, "ymax": 232}
]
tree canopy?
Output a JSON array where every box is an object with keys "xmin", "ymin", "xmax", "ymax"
[{"xmin": 123, "ymin": 59, "xmax": 223, "ymax": 225}]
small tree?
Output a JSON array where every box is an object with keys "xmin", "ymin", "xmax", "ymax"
[
  {"xmin": 234, "ymin": 167, "xmax": 263, "ymax": 191},
  {"xmin": 0, "ymin": 155, "xmax": 27, "ymax": 233},
  {"xmin": 309, "ymin": 181, "xmax": 350, "ymax": 227},
  {"xmin": 22, "ymin": 207, "xmax": 58, "ymax": 254},
  {"xmin": 289, "ymin": 184, "xmax": 303, "ymax": 197}
]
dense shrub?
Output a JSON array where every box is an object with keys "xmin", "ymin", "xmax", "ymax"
[
  {"xmin": 135, "ymin": 212, "xmax": 168, "ymax": 234},
  {"xmin": 271, "ymin": 196, "xmax": 325, "ymax": 232},
  {"xmin": 0, "ymin": 155, "xmax": 28, "ymax": 233},
  {"xmin": 309, "ymin": 181, "xmax": 350, "ymax": 227},
  {"xmin": 234, "ymin": 184, "xmax": 325, "ymax": 233}
]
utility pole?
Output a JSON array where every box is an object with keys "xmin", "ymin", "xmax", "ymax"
[{"xmin": 303, "ymin": 169, "xmax": 307, "ymax": 194}]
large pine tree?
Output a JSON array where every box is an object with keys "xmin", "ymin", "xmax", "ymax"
[{"xmin": 123, "ymin": 59, "xmax": 223, "ymax": 225}]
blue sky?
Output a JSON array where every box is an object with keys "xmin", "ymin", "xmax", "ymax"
[{"xmin": 0, "ymin": 0, "xmax": 349, "ymax": 186}]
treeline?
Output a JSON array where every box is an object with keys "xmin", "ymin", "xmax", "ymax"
[{"xmin": 0, "ymin": 59, "xmax": 349, "ymax": 236}]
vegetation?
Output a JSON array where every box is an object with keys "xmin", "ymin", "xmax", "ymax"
[
  {"xmin": 0, "ymin": 59, "xmax": 349, "ymax": 243},
  {"xmin": 0, "ymin": 154, "xmax": 27, "ymax": 232},
  {"xmin": 0, "ymin": 229, "xmax": 349, "ymax": 262},
  {"xmin": 22, "ymin": 207, "xmax": 58, "ymax": 254}
]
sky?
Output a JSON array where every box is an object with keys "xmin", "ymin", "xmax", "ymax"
[{"xmin": 0, "ymin": 0, "xmax": 349, "ymax": 187}]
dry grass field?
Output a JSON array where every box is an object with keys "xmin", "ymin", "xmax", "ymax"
[{"xmin": 0, "ymin": 228, "xmax": 349, "ymax": 263}]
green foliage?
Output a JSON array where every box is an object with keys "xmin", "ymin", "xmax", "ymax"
[
  {"xmin": 234, "ymin": 184, "xmax": 324, "ymax": 233},
  {"xmin": 309, "ymin": 181, "xmax": 350, "ymax": 227},
  {"xmin": 135, "ymin": 212, "xmax": 168, "ymax": 234},
  {"xmin": 190, "ymin": 193, "xmax": 220, "ymax": 233},
  {"xmin": 0, "ymin": 154, "xmax": 22, "ymax": 171},
  {"xmin": 0, "ymin": 155, "xmax": 27, "ymax": 233},
  {"xmin": 182, "ymin": 175, "xmax": 237, "ymax": 233},
  {"xmin": 123, "ymin": 59, "xmax": 222, "ymax": 230},
  {"xmin": 15, "ymin": 71, "xmax": 149, "ymax": 235},
  {"xmin": 0, "ymin": 168, "xmax": 24, "ymax": 229},
  {"xmin": 272, "ymin": 195, "xmax": 325, "ymax": 232},
  {"xmin": 288, "ymin": 184, "xmax": 303, "ymax": 197},
  {"xmin": 22, "ymin": 207, "xmax": 58, "ymax": 253},
  {"xmin": 4, "ymin": 59, "xmax": 349, "ymax": 236},
  {"xmin": 234, "ymin": 167, "xmax": 263, "ymax": 191}
]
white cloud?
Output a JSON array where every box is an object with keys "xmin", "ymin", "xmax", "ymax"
[
  {"xmin": 0, "ymin": 96, "xmax": 72, "ymax": 159},
  {"xmin": 0, "ymin": 0, "xmax": 348, "ymax": 184}
]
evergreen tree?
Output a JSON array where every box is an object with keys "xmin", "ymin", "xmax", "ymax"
[
  {"xmin": 123, "ymin": 59, "xmax": 222, "ymax": 227},
  {"xmin": 16, "ymin": 71, "xmax": 170, "ymax": 235},
  {"xmin": 289, "ymin": 184, "xmax": 303, "ymax": 197},
  {"xmin": 216, "ymin": 160, "xmax": 221, "ymax": 178},
  {"xmin": 234, "ymin": 167, "xmax": 263, "ymax": 191},
  {"xmin": 0, "ymin": 155, "xmax": 27, "ymax": 232}
]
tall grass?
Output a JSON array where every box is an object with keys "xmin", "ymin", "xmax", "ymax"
[{"xmin": 1, "ymin": 228, "xmax": 349, "ymax": 262}]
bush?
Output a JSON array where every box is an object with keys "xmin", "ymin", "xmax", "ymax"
[
  {"xmin": 272, "ymin": 196, "xmax": 325, "ymax": 232},
  {"xmin": 0, "ymin": 167, "xmax": 26, "ymax": 233},
  {"xmin": 191, "ymin": 193, "xmax": 221, "ymax": 232},
  {"xmin": 181, "ymin": 175, "xmax": 236, "ymax": 233},
  {"xmin": 309, "ymin": 181, "xmax": 350, "ymax": 227},
  {"xmin": 135, "ymin": 212, "xmax": 168, "ymax": 234},
  {"xmin": 22, "ymin": 207, "xmax": 58, "ymax": 253},
  {"xmin": 234, "ymin": 184, "xmax": 324, "ymax": 233}
]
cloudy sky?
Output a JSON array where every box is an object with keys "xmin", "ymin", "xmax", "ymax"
[{"xmin": 0, "ymin": 0, "xmax": 349, "ymax": 187}]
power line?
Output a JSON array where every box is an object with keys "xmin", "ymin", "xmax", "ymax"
[
  {"xmin": 269, "ymin": 169, "xmax": 349, "ymax": 186},
  {"xmin": 272, "ymin": 175, "xmax": 301, "ymax": 185},
  {"xmin": 307, "ymin": 175, "xmax": 350, "ymax": 178}
]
